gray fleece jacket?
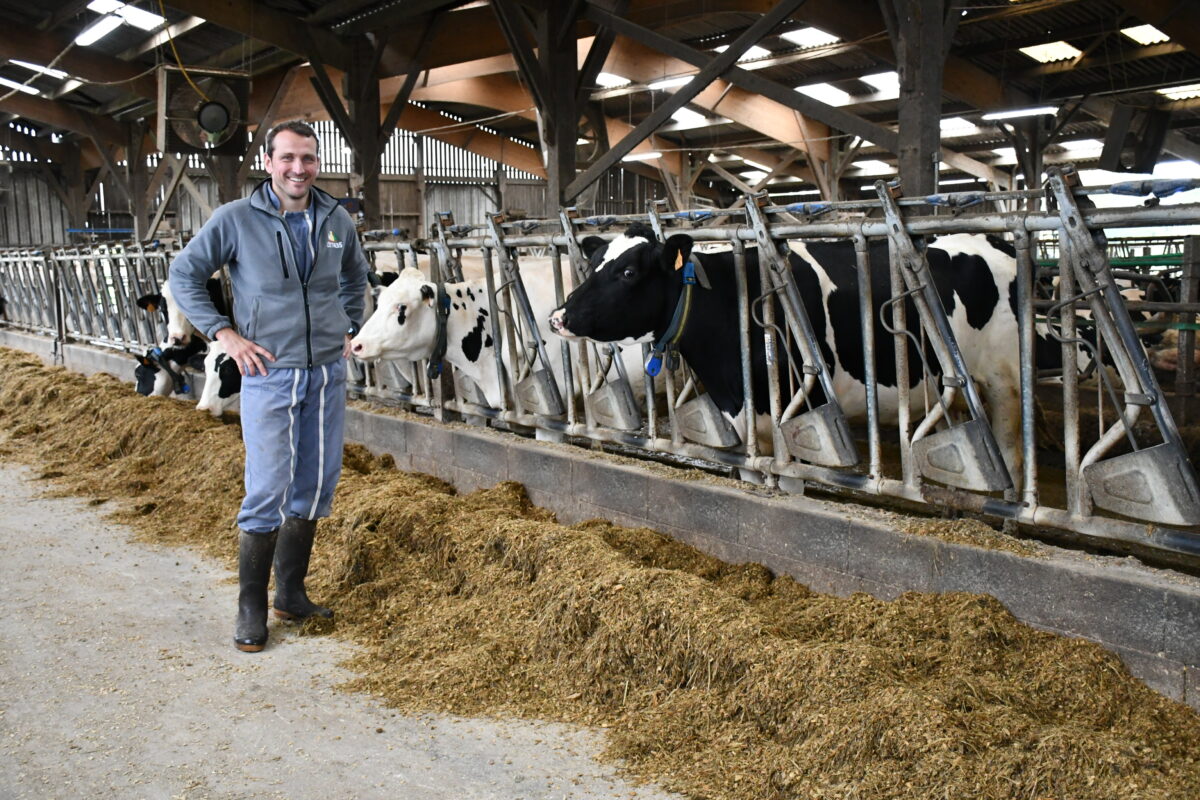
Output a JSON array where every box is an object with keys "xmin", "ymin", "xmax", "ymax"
[{"xmin": 168, "ymin": 180, "xmax": 369, "ymax": 370}]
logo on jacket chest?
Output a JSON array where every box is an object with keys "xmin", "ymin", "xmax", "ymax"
[{"xmin": 326, "ymin": 230, "xmax": 344, "ymax": 249}]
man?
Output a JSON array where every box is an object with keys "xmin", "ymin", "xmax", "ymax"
[{"xmin": 169, "ymin": 120, "xmax": 369, "ymax": 652}]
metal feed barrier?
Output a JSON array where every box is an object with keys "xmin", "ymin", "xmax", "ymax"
[
  {"xmin": 0, "ymin": 241, "xmax": 177, "ymax": 358},
  {"xmin": 3, "ymin": 169, "xmax": 1200, "ymax": 559}
]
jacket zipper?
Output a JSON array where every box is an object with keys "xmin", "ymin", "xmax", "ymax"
[
  {"xmin": 302, "ymin": 281, "xmax": 313, "ymax": 369},
  {"xmin": 275, "ymin": 232, "xmax": 289, "ymax": 279}
]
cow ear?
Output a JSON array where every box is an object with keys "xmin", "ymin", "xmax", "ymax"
[
  {"xmin": 581, "ymin": 236, "xmax": 606, "ymax": 259},
  {"xmin": 420, "ymin": 283, "xmax": 436, "ymax": 305},
  {"xmin": 136, "ymin": 293, "xmax": 163, "ymax": 312},
  {"xmin": 660, "ymin": 234, "xmax": 694, "ymax": 274}
]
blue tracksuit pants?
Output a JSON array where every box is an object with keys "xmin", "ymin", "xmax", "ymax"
[{"xmin": 237, "ymin": 359, "xmax": 347, "ymax": 533}]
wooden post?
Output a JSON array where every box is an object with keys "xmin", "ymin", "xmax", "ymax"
[
  {"xmin": 881, "ymin": 0, "xmax": 962, "ymax": 198},
  {"xmin": 536, "ymin": 1, "xmax": 579, "ymax": 215}
]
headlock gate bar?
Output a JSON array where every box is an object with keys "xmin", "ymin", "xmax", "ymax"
[{"xmin": 3, "ymin": 169, "xmax": 1200, "ymax": 559}]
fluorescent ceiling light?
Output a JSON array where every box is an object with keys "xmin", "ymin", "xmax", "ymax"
[
  {"xmin": 75, "ymin": 14, "xmax": 123, "ymax": 46},
  {"xmin": 770, "ymin": 189, "xmax": 822, "ymax": 199},
  {"xmin": 1019, "ymin": 41, "xmax": 1082, "ymax": 63},
  {"xmin": 740, "ymin": 170, "xmax": 768, "ymax": 183},
  {"xmin": 939, "ymin": 177, "xmax": 981, "ymax": 186},
  {"xmin": 939, "ymin": 116, "xmax": 980, "ymax": 135},
  {"xmin": 853, "ymin": 160, "xmax": 894, "ymax": 175},
  {"xmin": 10, "ymin": 59, "xmax": 68, "ymax": 80},
  {"xmin": 795, "ymin": 82, "xmax": 851, "ymax": 107},
  {"xmin": 1158, "ymin": 82, "xmax": 1200, "ymax": 101},
  {"xmin": 741, "ymin": 158, "xmax": 770, "ymax": 171},
  {"xmin": 648, "ymin": 76, "xmax": 692, "ymax": 90},
  {"xmin": 595, "ymin": 71, "xmax": 630, "ymax": 88},
  {"xmin": 116, "ymin": 5, "xmax": 165, "ymax": 30},
  {"xmin": 87, "ymin": 0, "xmax": 163, "ymax": 31},
  {"xmin": 622, "ymin": 151, "xmax": 661, "ymax": 162},
  {"xmin": 780, "ymin": 27, "xmax": 839, "ymax": 49},
  {"xmin": 981, "ymin": 105, "xmax": 1058, "ymax": 120},
  {"xmin": 861, "ymin": 71, "xmax": 899, "ymax": 98},
  {"xmin": 668, "ymin": 107, "xmax": 709, "ymax": 129},
  {"xmin": 1121, "ymin": 25, "xmax": 1169, "ymax": 46},
  {"xmin": 576, "ymin": 137, "xmax": 590, "ymax": 145},
  {"xmin": 0, "ymin": 76, "xmax": 40, "ymax": 96},
  {"xmin": 713, "ymin": 44, "xmax": 771, "ymax": 62}
]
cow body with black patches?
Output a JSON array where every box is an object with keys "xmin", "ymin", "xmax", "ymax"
[{"xmin": 550, "ymin": 225, "xmax": 1023, "ymax": 481}]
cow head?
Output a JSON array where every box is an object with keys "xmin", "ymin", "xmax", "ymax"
[
  {"xmin": 549, "ymin": 223, "xmax": 693, "ymax": 343},
  {"xmin": 196, "ymin": 344, "xmax": 241, "ymax": 417},
  {"xmin": 136, "ymin": 279, "xmax": 194, "ymax": 346},
  {"xmin": 350, "ymin": 267, "xmax": 438, "ymax": 361}
]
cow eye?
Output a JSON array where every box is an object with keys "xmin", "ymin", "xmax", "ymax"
[{"xmin": 621, "ymin": 267, "xmax": 636, "ymax": 279}]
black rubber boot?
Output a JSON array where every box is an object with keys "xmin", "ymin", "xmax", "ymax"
[
  {"xmin": 234, "ymin": 529, "xmax": 277, "ymax": 652},
  {"xmin": 273, "ymin": 517, "xmax": 333, "ymax": 621}
]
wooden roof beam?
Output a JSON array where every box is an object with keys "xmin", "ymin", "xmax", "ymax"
[
  {"xmin": 406, "ymin": 73, "xmax": 684, "ymax": 175},
  {"xmin": 0, "ymin": 94, "xmax": 123, "ymax": 144},
  {"xmin": 164, "ymin": 0, "xmax": 351, "ymax": 70},
  {"xmin": 0, "ymin": 19, "xmax": 157, "ymax": 100}
]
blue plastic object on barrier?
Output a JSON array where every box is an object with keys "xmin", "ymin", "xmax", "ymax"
[
  {"xmin": 783, "ymin": 202, "xmax": 832, "ymax": 216},
  {"xmin": 1109, "ymin": 178, "xmax": 1197, "ymax": 199},
  {"xmin": 674, "ymin": 210, "xmax": 714, "ymax": 222},
  {"xmin": 925, "ymin": 192, "xmax": 985, "ymax": 210}
]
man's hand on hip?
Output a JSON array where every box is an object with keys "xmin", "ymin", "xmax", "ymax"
[{"xmin": 214, "ymin": 328, "xmax": 276, "ymax": 376}]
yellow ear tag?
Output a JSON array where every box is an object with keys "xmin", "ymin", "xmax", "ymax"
[
  {"xmin": 146, "ymin": 303, "xmax": 158, "ymax": 313},
  {"xmin": 674, "ymin": 251, "xmax": 684, "ymax": 271}
]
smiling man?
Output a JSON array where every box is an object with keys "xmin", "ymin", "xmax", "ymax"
[{"xmin": 168, "ymin": 120, "xmax": 369, "ymax": 653}]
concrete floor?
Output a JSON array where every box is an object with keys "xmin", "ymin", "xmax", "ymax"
[{"xmin": 0, "ymin": 461, "xmax": 678, "ymax": 800}]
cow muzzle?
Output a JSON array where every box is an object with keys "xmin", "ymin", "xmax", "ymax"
[{"xmin": 548, "ymin": 308, "xmax": 575, "ymax": 338}]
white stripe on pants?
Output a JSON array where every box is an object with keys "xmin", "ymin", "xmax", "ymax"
[{"xmin": 237, "ymin": 359, "xmax": 347, "ymax": 533}]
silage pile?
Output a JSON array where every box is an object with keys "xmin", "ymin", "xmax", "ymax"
[{"xmin": 1, "ymin": 346, "xmax": 1198, "ymax": 800}]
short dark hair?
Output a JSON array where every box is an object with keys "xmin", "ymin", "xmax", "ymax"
[{"xmin": 265, "ymin": 120, "xmax": 319, "ymax": 157}]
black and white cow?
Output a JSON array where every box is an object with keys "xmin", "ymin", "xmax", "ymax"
[
  {"xmin": 549, "ymin": 224, "xmax": 1023, "ymax": 478},
  {"xmin": 351, "ymin": 267, "xmax": 547, "ymax": 408},
  {"xmin": 350, "ymin": 266, "xmax": 644, "ymax": 411},
  {"xmin": 195, "ymin": 340, "xmax": 242, "ymax": 417},
  {"xmin": 134, "ymin": 278, "xmax": 237, "ymax": 410}
]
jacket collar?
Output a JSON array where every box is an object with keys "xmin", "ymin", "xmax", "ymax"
[{"xmin": 250, "ymin": 178, "xmax": 337, "ymax": 224}]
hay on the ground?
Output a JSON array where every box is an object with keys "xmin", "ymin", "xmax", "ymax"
[{"xmin": 1, "ymin": 346, "xmax": 1197, "ymax": 800}]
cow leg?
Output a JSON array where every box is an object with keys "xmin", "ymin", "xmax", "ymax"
[{"xmin": 977, "ymin": 379, "xmax": 1023, "ymax": 493}]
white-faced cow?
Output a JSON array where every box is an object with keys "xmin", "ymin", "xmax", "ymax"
[
  {"xmin": 549, "ymin": 223, "xmax": 1024, "ymax": 479},
  {"xmin": 351, "ymin": 267, "xmax": 546, "ymax": 409}
]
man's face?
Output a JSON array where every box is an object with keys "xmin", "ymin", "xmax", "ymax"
[{"xmin": 264, "ymin": 129, "xmax": 319, "ymax": 207}]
